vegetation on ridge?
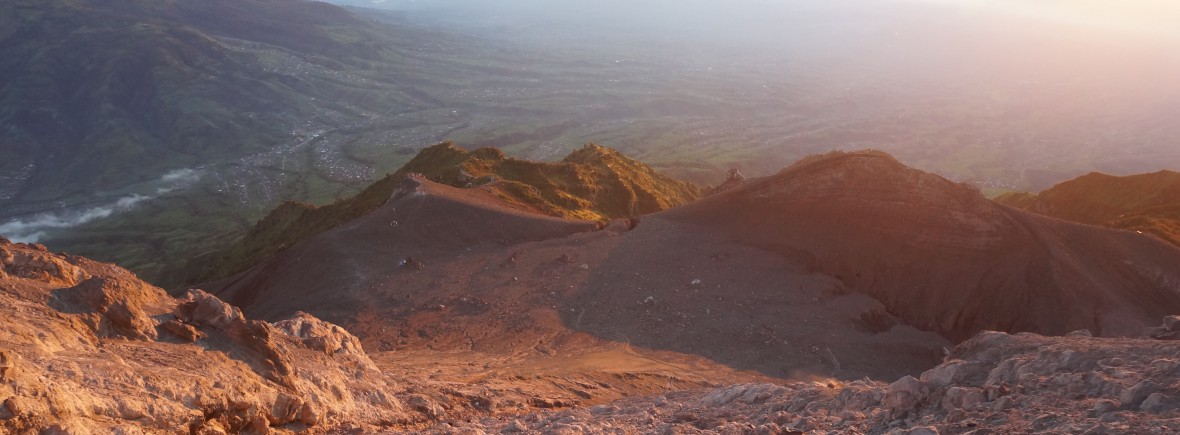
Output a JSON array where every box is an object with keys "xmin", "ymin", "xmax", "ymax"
[
  {"xmin": 995, "ymin": 170, "xmax": 1180, "ymax": 247},
  {"xmin": 182, "ymin": 142, "xmax": 701, "ymax": 285}
]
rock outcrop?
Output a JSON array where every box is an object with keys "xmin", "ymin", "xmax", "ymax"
[
  {"xmin": 1, "ymin": 242, "xmax": 88, "ymax": 287},
  {"xmin": 433, "ymin": 331, "xmax": 1180, "ymax": 433},
  {"xmin": 50, "ymin": 276, "xmax": 168, "ymax": 341},
  {"xmin": 708, "ymin": 168, "xmax": 748, "ymax": 195},
  {"xmin": 1147, "ymin": 315, "xmax": 1180, "ymax": 340},
  {"xmin": 0, "ymin": 238, "xmax": 405, "ymax": 433}
]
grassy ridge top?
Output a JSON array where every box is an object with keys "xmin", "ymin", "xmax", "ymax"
[
  {"xmin": 995, "ymin": 170, "xmax": 1180, "ymax": 246},
  {"xmin": 183, "ymin": 142, "xmax": 701, "ymax": 285}
]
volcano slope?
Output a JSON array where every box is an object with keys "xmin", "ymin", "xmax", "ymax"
[
  {"xmin": 996, "ymin": 170, "xmax": 1180, "ymax": 247},
  {"xmin": 668, "ymin": 151, "xmax": 1180, "ymax": 341},
  {"xmin": 184, "ymin": 142, "xmax": 701, "ymax": 286},
  {"xmin": 207, "ymin": 150, "xmax": 1180, "ymax": 387},
  {"xmin": 209, "ymin": 172, "xmax": 950, "ymax": 382}
]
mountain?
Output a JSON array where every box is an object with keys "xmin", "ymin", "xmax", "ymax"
[
  {"xmin": 7, "ymin": 153, "xmax": 1180, "ymax": 432},
  {"xmin": 0, "ymin": 0, "xmax": 482, "ymax": 283},
  {"xmin": 0, "ymin": 0, "xmax": 407, "ymax": 205},
  {"xmin": 668, "ymin": 151, "xmax": 1180, "ymax": 341},
  {"xmin": 205, "ymin": 171, "xmax": 952, "ymax": 381},
  {"xmin": 182, "ymin": 142, "xmax": 701, "ymax": 285},
  {"xmin": 995, "ymin": 170, "xmax": 1180, "ymax": 247},
  {"xmin": 201, "ymin": 150, "xmax": 1180, "ymax": 382}
]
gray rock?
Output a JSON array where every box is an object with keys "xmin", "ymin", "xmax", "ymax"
[
  {"xmin": 837, "ymin": 385, "xmax": 884, "ymax": 412},
  {"xmin": 409, "ymin": 394, "xmax": 445, "ymax": 419},
  {"xmin": 885, "ymin": 376, "xmax": 924, "ymax": 416},
  {"xmin": 700, "ymin": 384, "xmax": 781, "ymax": 407},
  {"xmin": 1119, "ymin": 381, "xmax": 1158, "ymax": 408},
  {"xmin": 992, "ymin": 395, "xmax": 1016, "ymax": 410},
  {"xmin": 1091, "ymin": 399, "xmax": 1118, "ymax": 415},
  {"xmin": 1164, "ymin": 315, "xmax": 1180, "ymax": 331},
  {"xmin": 906, "ymin": 427, "xmax": 939, "ymax": 435},
  {"xmin": 1140, "ymin": 392, "xmax": 1170, "ymax": 413},
  {"xmin": 1149, "ymin": 359, "xmax": 1178, "ymax": 374},
  {"xmin": 942, "ymin": 387, "xmax": 986, "ymax": 411}
]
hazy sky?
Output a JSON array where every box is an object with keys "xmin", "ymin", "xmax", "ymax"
[{"xmin": 908, "ymin": 0, "xmax": 1180, "ymax": 39}]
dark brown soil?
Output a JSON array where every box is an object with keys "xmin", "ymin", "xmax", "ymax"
[{"xmin": 206, "ymin": 152, "xmax": 1180, "ymax": 385}]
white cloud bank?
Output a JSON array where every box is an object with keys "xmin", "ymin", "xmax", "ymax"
[{"xmin": 0, "ymin": 169, "xmax": 202, "ymax": 243}]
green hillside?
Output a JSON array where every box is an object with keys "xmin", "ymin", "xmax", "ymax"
[{"xmin": 995, "ymin": 170, "xmax": 1180, "ymax": 246}]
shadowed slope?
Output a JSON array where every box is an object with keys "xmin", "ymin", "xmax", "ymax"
[
  {"xmin": 667, "ymin": 151, "xmax": 1180, "ymax": 340},
  {"xmin": 208, "ymin": 173, "xmax": 950, "ymax": 380},
  {"xmin": 210, "ymin": 175, "xmax": 602, "ymax": 322},
  {"xmin": 184, "ymin": 142, "xmax": 700, "ymax": 285},
  {"xmin": 204, "ymin": 151, "xmax": 1180, "ymax": 382}
]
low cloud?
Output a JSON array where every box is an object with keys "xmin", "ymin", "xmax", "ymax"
[
  {"xmin": 0, "ymin": 194, "xmax": 150, "ymax": 243},
  {"xmin": 0, "ymin": 168, "xmax": 203, "ymax": 243}
]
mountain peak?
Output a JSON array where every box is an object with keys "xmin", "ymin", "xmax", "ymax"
[
  {"xmin": 560, "ymin": 143, "xmax": 624, "ymax": 164},
  {"xmin": 666, "ymin": 151, "xmax": 1180, "ymax": 341}
]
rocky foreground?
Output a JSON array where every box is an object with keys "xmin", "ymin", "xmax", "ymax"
[
  {"xmin": 431, "ymin": 331, "xmax": 1180, "ymax": 434},
  {"xmin": 0, "ymin": 238, "xmax": 406, "ymax": 433}
]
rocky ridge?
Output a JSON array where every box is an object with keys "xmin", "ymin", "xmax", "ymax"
[
  {"xmin": 430, "ymin": 331, "xmax": 1180, "ymax": 434},
  {"xmin": 0, "ymin": 237, "xmax": 404, "ymax": 433},
  {"xmin": 996, "ymin": 170, "xmax": 1180, "ymax": 247},
  {"xmin": 183, "ymin": 142, "xmax": 701, "ymax": 285}
]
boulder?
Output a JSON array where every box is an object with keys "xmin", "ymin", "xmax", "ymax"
[
  {"xmin": 0, "ymin": 350, "xmax": 15, "ymax": 381},
  {"xmin": 941, "ymin": 387, "xmax": 985, "ymax": 411},
  {"xmin": 1, "ymin": 246, "xmax": 88, "ymax": 287},
  {"xmin": 174, "ymin": 289, "xmax": 244, "ymax": 330},
  {"xmin": 1164, "ymin": 315, "xmax": 1180, "ymax": 332},
  {"xmin": 905, "ymin": 427, "xmax": 939, "ymax": 435},
  {"xmin": 174, "ymin": 290, "xmax": 297, "ymax": 387},
  {"xmin": 920, "ymin": 360, "xmax": 986, "ymax": 386},
  {"xmin": 266, "ymin": 394, "xmax": 305, "ymax": 426},
  {"xmin": 409, "ymin": 395, "xmax": 445, "ymax": 419},
  {"xmin": 700, "ymin": 384, "xmax": 784, "ymax": 407},
  {"xmin": 161, "ymin": 319, "xmax": 204, "ymax": 342},
  {"xmin": 236, "ymin": 321, "xmax": 297, "ymax": 388},
  {"xmin": 50, "ymin": 277, "xmax": 166, "ymax": 341},
  {"xmin": 274, "ymin": 312, "xmax": 368, "ymax": 357},
  {"xmin": 835, "ymin": 383, "xmax": 885, "ymax": 412},
  {"xmin": 1140, "ymin": 393, "xmax": 1171, "ymax": 413},
  {"xmin": 885, "ymin": 376, "xmax": 924, "ymax": 417},
  {"xmin": 1119, "ymin": 381, "xmax": 1158, "ymax": 409}
]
